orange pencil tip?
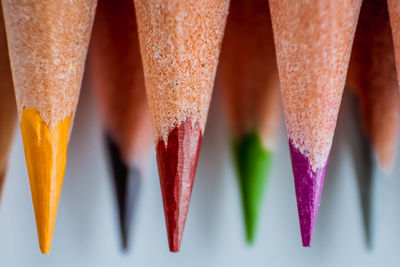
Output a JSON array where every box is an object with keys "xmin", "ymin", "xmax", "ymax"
[{"xmin": 20, "ymin": 108, "xmax": 70, "ymax": 254}]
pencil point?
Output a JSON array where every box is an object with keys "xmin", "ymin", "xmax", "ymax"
[
  {"xmin": 20, "ymin": 108, "xmax": 69, "ymax": 254},
  {"xmin": 156, "ymin": 119, "xmax": 202, "ymax": 252},
  {"xmin": 0, "ymin": 170, "xmax": 5, "ymax": 203},
  {"xmin": 288, "ymin": 139, "xmax": 327, "ymax": 247},
  {"xmin": 105, "ymin": 135, "xmax": 141, "ymax": 251},
  {"xmin": 354, "ymin": 140, "xmax": 375, "ymax": 250},
  {"xmin": 233, "ymin": 132, "xmax": 272, "ymax": 244},
  {"xmin": 346, "ymin": 91, "xmax": 375, "ymax": 249},
  {"xmin": 358, "ymin": 160, "xmax": 375, "ymax": 250}
]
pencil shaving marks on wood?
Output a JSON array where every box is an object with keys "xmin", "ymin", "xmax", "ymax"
[
  {"xmin": 3, "ymin": 0, "xmax": 97, "ymax": 129},
  {"xmin": 269, "ymin": 0, "xmax": 362, "ymax": 171},
  {"xmin": 134, "ymin": 0, "xmax": 230, "ymax": 143}
]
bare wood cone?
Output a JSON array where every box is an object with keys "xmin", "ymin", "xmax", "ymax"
[{"xmin": 348, "ymin": 0, "xmax": 400, "ymax": 172}]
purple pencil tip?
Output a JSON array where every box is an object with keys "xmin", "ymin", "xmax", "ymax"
[{"xmin": 288, "ymin": 139, "xmax": 328, "ymax": 247}]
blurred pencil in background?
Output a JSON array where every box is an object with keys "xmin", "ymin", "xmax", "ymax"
[
  {"xmin": 345, "ymin": 91, "xmax": 376, "ymax": 249},
  {"xmin": 0, "ymin": 5, "xmax": 16, "ymax": 203},
  {"xmin": 2, "ymin": 0, "xmax": 97, "ymax": 253},
  {"xmin": 134, "ymin": 0, "xmax": 230, "ymax": 252},
  {"xmin": 269, "ymin": 0, "xmax": 362, "ymax": 246},
  {"xmin": 89, "ymin": 0, "xmax": 151, "ymax": 251},
  {"xmin": 218, "ymin": 0, "xmax": 280, "ymax": 244},
  {"xmin": 347, "ymin": 0, "xmax": 400, "ymax": 248},
  {"xmin": 388, "ymin": 0, "xmax": 400, "ymax": 88}
]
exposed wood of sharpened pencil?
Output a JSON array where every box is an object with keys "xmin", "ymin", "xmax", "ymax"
[
  {"xmin": 347, "ymin": 0, "xmax": 400, "ymax": 248},
  {"xmin": 348, "ymin": 0, "xmax": 400, "ymax": 173}
]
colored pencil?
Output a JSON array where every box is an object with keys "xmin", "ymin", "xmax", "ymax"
[
  {"xmin": 347, "ymin": 0, "xmax": 400, "ymax": 248},
  {"xmin": 2, "ymin": 0, "xmax": 97, "ymax": 253},
  {"xmin": 350, "ymin": 0, "xmax": 400, "ymax": 172},
  {"xmin": 89, "ymin": 0, "xmax": 151, "ymax": 251},
  {"xmin": 134, "ymin": 0, "xmax": 230, "ymax": 252},
  {"xmin": 0, "ymin": 4, "xmax": 16, "ymax": 202},
  {"xmin": 269, "ymin": 0, "xmax": 362, "ymax": 246},
  {"xmin": 218, "ymin": 0, "xmax": 280, "ymax": 244}
]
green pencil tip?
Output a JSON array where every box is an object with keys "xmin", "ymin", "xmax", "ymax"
[{"xmin": 232, "ymin": 131, "xmax": 273, "ymax": 245}]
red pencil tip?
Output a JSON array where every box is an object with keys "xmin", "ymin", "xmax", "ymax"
[{"xmin": 156, "ymin": 119, "xmax": 202, "ymax": 252}]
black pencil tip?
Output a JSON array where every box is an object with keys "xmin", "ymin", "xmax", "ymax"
[
  {"xmin": 346, "ymin": 91, "xmax": 375, "ymax": 249},
  {"xmin": 105, "ymin": 134, "xmax": 142, "ymax": 252}
]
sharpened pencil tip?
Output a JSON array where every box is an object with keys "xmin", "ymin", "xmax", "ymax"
[
  {"xmin": 288, "ymin": 139, "xmax": 328, "ymax": 247},
  {"xmin": 0, "ymin": 170, "xmax": 6, "ymax": 203},
  {"xmin": 232, "ymin": 131, "xmax": 273, "ymax": 245},
  {"xmin": 20, "ymin": 108, "xmax": 70, "ymax": 254},
  {"xmin": 156, "ymin": 119, "xmax": 202, "ymax": 252},
  {"xmin": 346, "ymin": 91, "xmax": 376, "ymax": 249},
  {"xmin": 105, "ymin": 134, "xmax": 142, "ymax": 252}
]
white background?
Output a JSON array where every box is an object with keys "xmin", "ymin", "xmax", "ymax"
[{"xmin": 0, "ymin": 77, "xmax": 399, "ymax": 267}]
